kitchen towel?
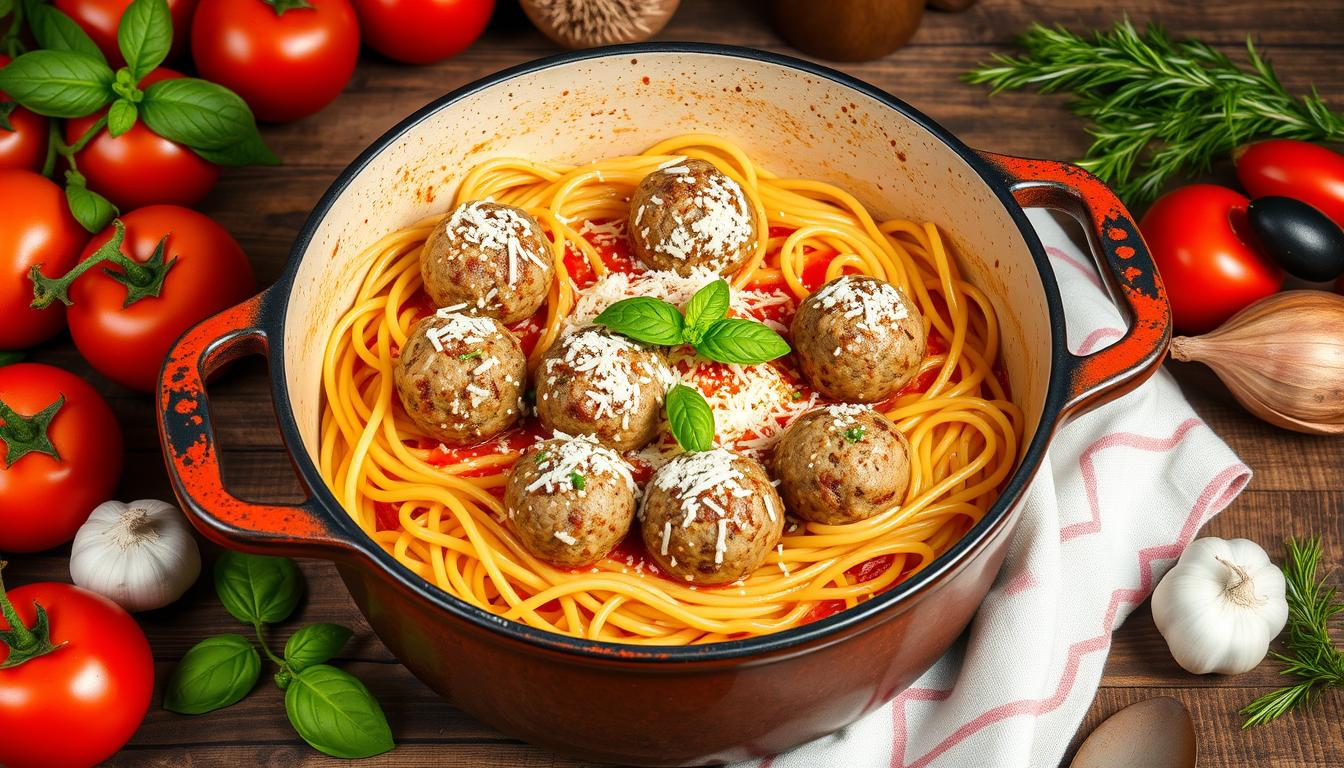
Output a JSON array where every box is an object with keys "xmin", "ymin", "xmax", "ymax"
[{"xmin": 740, "ymin": 208, "xmax": 1252, "ymax": 768}]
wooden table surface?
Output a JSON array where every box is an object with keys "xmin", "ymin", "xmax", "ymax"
[{"xmin": 8, "ymin": 0, "xmax": 1344, "ymax": 765}]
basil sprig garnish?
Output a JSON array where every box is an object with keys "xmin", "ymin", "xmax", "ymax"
[
  {"xmin": 665, "ymin": 384, "xmax": 715, "ymax": 453},
  {"xmin": 164, "ymin": 552, "xmax": 395, "ymax": 759},
  {"xmin": 0, "ymin": 0, "xmax": 276, "ymax": 231},
  {"xmin": 595, "ymin": 279, "xmax": 790, "ymax": 365}
]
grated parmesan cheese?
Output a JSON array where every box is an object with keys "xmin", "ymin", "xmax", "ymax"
[
  {"xmin": 554, "ymin": 531, "xmax": 578, "ymax": 545},
  {"xmin": 544, "ymin": 329, "xmax": 670, "ymax": 424},
  {"xmin": 808, "ymin": 275, "xmax": 910, "ymax": 353},
  {"xmin": 525, "ymin": 432, "xmax": 636, "ymax": 496},
  {"xmin": 440, "ymin": 201, "xmax": 546, "ymax": 290},
  {"xmin": 646, "ymin": 162, "xmax": 753, "ymax": 271}
]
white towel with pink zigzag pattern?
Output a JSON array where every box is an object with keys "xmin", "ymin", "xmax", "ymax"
[{"xmin": 739, "ymin": 209, "xmax": 1251, "ymax": 768}]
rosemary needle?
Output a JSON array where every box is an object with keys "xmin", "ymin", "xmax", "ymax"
[
  {"xmin": 965, "ymin": 19, "xmax": 1344, "ymax": 204},
  {"xmin": 1240, "ymin": 537, "xmax": 1344, "ymax": 727}
]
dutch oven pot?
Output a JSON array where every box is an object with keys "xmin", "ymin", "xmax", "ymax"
[{"xmin": 157, "ymin": 45, "xmax": 1169, "ymax": 767}]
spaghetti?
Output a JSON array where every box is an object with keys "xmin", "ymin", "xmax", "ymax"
[{"xmin": 318, "ymin": 135, "xmax": 1024, "ymax": 645}]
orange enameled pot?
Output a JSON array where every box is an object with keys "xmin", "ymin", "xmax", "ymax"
[{"xmin": 157, "ymin": 45, "xmax": 1168, "ymax": 766}]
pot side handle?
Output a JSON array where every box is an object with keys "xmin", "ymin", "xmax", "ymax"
[
  {"xmin": 978, "ymin": 151, "xmax": 1172, "ymax": 416},
  {"xmin": 157, "ymin": 288, "xmax": 357, "ymax": 560}
]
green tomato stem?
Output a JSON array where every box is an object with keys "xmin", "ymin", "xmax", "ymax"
[
  {"xmin": 0, "ymin": 393, "xmax": 64, "ymax": 467},
  {"xmin": 29, "ymin": 219, "xmax": 178, "ymax": 309},
  {"xmin": 0, "ymin": 560, "xmax": 65, "ymax": 668}
]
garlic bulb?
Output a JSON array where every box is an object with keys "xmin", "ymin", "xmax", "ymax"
[
  {"xmin": 1170, "ymin": 290, "xmax": 1344, "ymax": 434},
  {"xmin": 1151, "ymin": 537, "xmax": 1288, "ymax": 675},
  {"xmin": 522, "ymin": 0, "xmax": 680, "ymax": 49},
  {"xmin": 70, "ymin": 499, "xmax": 202, "ymax": 612}
]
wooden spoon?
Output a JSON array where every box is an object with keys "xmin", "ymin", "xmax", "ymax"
[{"xmin": 1069, "ymin": 697, "xmax": 1198, "ymax": 768}]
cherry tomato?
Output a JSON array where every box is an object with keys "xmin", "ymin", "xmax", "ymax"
[
  {"xmin": 191, "ymin": 0, "xmax": 360, "ymax": 123},
  {"xmin": 65, "ymin": 69, "xmax": 218, "ymax": 211},
  {"xmin": 0, "ymin": 363, "xmax": 123, "ymax": 552},
  {"xmin": 0, "ymin": 170, "xmax": 88, "ymax": 350},
  {"xmin": 0, "ymin": 575, "xmax": 153, "ymax": 768},
  {"xmin": 1140, "ymin": 184, "xmax": 1283, "ymax": 334},
  {"xmin": 352, "ymin": 0, "xmax": 492, "ymax": 64},
  {"xmin": 68, "ymin": 206, "xmax": 255, "ymax": 391},
  {"xmin": 53, "ymin": 0, "xmax": 197, "ymax": 68},
  {"xmin": 0, "ymin": 55, "xmax": 49, "ymax": 171},
  {"xmin": 1235, "ymin": 139, "xmax": 1344, "ymax": 232}
]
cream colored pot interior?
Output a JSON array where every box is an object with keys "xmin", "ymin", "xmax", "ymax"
[{"xmin": 283, "ymin": 50, "xmax": 1053, "ymax": 472}]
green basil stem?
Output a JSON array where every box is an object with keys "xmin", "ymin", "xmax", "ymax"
[
  {"xmin": 252, "ymin": 621, "xmax": 286, "ymax": 667},
  {"xmin": 39, "ymin": 113, "xmax": 107, "ymax": 179},
  {"xmin": 30, "ymin": 218, "xmax": 177, "ymax": 309},
  {"xmin": 0, "ymin": 393, "xmax": 64, "ymax": 467},
  {"xmin": 0, "ymin": 3, "xmax": 24, "ymax": 59},
  {"xmin": 0, "ymin": 560, "xmax": 66, "ymax": 669}
]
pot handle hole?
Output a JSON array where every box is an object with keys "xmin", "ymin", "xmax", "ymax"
[
  {"xmin": 978, "ymin": 151, "xmax": 1173, "ymax": 417},
  {"xmin": 157, "ymin": 288, "xmax": 359, "ymax": 561}
]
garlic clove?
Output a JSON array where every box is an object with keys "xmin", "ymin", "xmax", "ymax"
[
  {"xmin": 1170, "ymin": 290, "xmax": 1344, "ymax": 434},
  {"xmin": 70, "ymin": 499, "xmax": 202, "ymax": 612}
]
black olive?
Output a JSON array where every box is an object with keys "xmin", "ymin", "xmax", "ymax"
[{"xmin": 1246, "ymin": 196, "xmax": 1344, "ymax": 282}]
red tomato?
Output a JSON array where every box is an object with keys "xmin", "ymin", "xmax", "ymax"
[
  {"xmin": 0, "ymin": 170, "xmax": 88, "ymax": 349},
  {"xmin": 0, "ymin": 363, "xmax": 123, "ymax": 552},
  {"xmin": 191, "ymin": 0, "xmax": 360, "ymax": 123},
  {"xmin": 0, "ymin": 55, "xmax": 49, "ymax": 171},
  {"xmin": 0, "ymin": 577, "xmax": 153, "ymax": 768},
  {"xmin": 352, "ymin": 0, "xmax": 492, "ymax": 64},
  {"xmin": 68, "ymin": 206, "xmax": 255, "ymax": 391},
  {"xmin": 1139, "ymin": 184, "xmax": 1283, "ymax": 335},
  {"xmin": 1235, "ymin": 139, "xmax": 1344, "ymax": 231},
  {"xmin": 53, "ymin": 0, "xmax": 197, "ymax": 68},
  {"xmin": 65, "ymin": 69, "xmax": 219, "ymax": 211}
]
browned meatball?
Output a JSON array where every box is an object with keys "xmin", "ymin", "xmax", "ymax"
[
  {"xmin": 421, "ymin": 200, "xmax": 554, "ymax": 324},
  {"xmin": 393, "ymin": 312, "xmax": 526, "ymax": 445},
  {"xmin": 504, "ymin": 435, "xmax": 637, "ymax": 568},
  {"xmin": 791, "ymin": 275, "xmax": 926, "ymax": 402},
  {"xmin": 773, "ymin": 404, "xmax": 912, "ymax": 525},
  {"xmin": 639, "ymin": 448, "xmax": 784, "ymax": 585},
  {"xmin": 535, "ymin": 328, "xmax": 670, "ymax": 452},
  {"xmin": 627, "ymin": 158, "xmax": 758, "ymax": 277}
]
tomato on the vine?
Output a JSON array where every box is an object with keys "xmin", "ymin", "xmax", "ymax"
[
  {"xmin": 1139, "ymin": 184, "xmax": 1283, "ymax": 335},
  {"xmin": 0, "ymin": 566, "xmax": 153, "ymax": 768},
  {"xmin": 0, "ymin": 170, "xmax": 88, "ymax": 350},
  {"xmin": 1234, "ymin": 139, "xmax": 1344, "ymax": 231},
  {"xmin": 0, "ymin": 363, "xmax": 123, "ymax": 552},
  {"xmin": 53, "ymin": 0, "xmax": 197, "ymax": 68},
  {"xmin": 57, "ymin": 206, "xmax": 255, "ymax": 392},
  {"xmin": 352, "ymin": 0, "xmax": 493, "ymax": 64},
  {"xmin": 191, "ymin": 0, "xmax": 360, "ymax": 123},
  {"xmin": 0, "ymin": 55, "xmax": 48, "ymax": 172},
  {"xmin": 65, "ymin": 69, "xmax": 219, "ymax": 210}
]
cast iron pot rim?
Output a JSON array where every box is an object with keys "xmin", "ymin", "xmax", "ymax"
[{"xmin": 268, "ymin": 42, "xmax": 1070, "ymax": 663}]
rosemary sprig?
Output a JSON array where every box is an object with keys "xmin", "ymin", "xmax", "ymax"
[
  {"xmin": 964, "ymin": 19, "xmax": 1344, "ymax": 204},
  {"xmin": 1241, "ymin": 537, "xmax": 1344, "ymax": 727}
]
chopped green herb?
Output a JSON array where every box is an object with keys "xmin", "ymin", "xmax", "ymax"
[
  {"xmin": 533, "ymin": 449, "xmax": 551, "ymax": 465},
  {"xmin": 844, "ymin": 426, "xmax": 865, "ymax": 444},
  {"xmin": 458, "ymin": 350, "xmax": 483, "ymax": 361},
  {"xmin": 569, "ymin": 472, "xmax": 586, "ymax": 491},
  {"xmin": 790, "ymin": 391, "xmax": 803, "ymax": 401}
]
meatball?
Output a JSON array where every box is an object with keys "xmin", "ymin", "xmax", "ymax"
[
  {"xmin": 773, "ymin": 404, "xmax": 912, "ymax": 525},
  {"xmin": 393, "ymin": 311, "xmax": 527, "ymax": 445},
  {"xmin": 421, "ymin": 200, "xmax": 554, "ymax": 324},
  {"xmin": 627, "ymin": 158, "xmax": 758, "ymax": 277},
  {"xmin": 639, "ymin": 448, "xmax": 784, "ymax": 585},
  {"xmin": 504, "ymin": 435, "xmax": 638, "ymax": 568},
  {"xmin": 791, "ymin": 275, "xmax": 926, "ymax": 402},
  {"xmin": 535, "ymin": 327, "xmax": 671, "ymax": 452}
]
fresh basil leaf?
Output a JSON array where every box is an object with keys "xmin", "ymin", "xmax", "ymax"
[
  {"xmin": 163, "ymin": 634, "xmax": 261, "ymax": 715},
  {"xmin": 118, "ymin": 0, "xmax": 173, "ymax": 81},
  {"xmin": 665, "ymin": 384, "xmax": 714, "ymax": 453},
  {"xmin": 141, "ymin": 77, "xmax": 277, "ymax": 164},
  {"xmin": 284, "ymin": 623, "xmax": 353, "ymax": 673},
  {"xmin": 28, "ymin": 4, "xmax": 106, "ymax": 63},
  {"xmin": 696, "ymin": 318, "xmax": 791, "ymax": 365},
  {"xmin": 0, "ymin": 102, "xmax": 16, "ymax": 133},
  {"xmin": 65, "ymin": 183, "xmax": 117, "ymax": 233},
  {"xmin": 0, "ymin": 51, "xmax": 114, "ymax": 118},
  {"xmin": 214, "ymin": 551, "xmax": 303, "ymax": 625},
  {"xmin": 682, "ymin": 279, "xmax": 730, "ymax": 342},
  {"xmin": 593, "ymin": 297, "xmax": 684, "ymax": 346},
  {"xmin": 107, "ymin": 99, "xmax": 137, "ymax": 136},
  {"xmin": 188, "ymin": 130, "xmax": 279, "ymax": 166},
  {"xmin": 285, "ymin": 665, "xmax": 395, "ymax": 759}
]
